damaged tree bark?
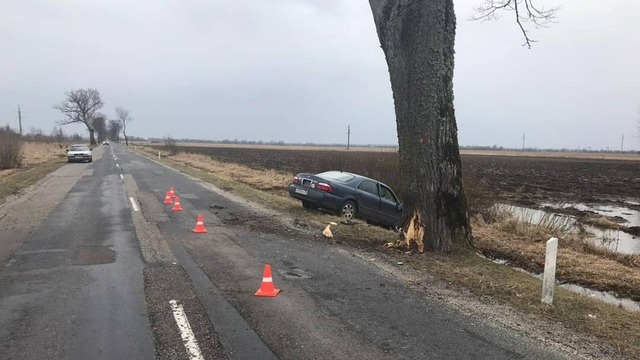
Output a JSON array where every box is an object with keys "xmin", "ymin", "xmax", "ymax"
[{"xmin": 369, "ymin": 0, "xmax": 472, "ymax": 252}]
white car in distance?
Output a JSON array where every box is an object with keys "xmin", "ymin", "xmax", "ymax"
[{"xmin": 67, "ymin": 144, "xmax": 93, "ymax": 163}]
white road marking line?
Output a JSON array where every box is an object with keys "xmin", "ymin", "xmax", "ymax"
[
  {"xmin": 129, "ymin": 197, "xmax": 140, "ymax": 212},
  {"xmin": 169, "ymin": 300, "xmax": 204, "ymax": 360},
  {"xmin": 116, "ymin": 163, "xmax": 119, "ymax": 168},
  {"xmin": 119, "ymin": 174, "xmax": 124, "ymax": 179}
]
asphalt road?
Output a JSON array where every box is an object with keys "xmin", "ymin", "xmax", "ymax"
[{"xmin": 0, "ymin": 143, "xmax": 581, "ymax": 359}]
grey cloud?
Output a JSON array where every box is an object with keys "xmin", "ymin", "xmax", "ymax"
[{"xmin": 1, "ymin": 0, "xmax": 638, "ymax": 149}]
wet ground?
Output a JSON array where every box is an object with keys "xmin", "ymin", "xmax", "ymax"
[{"xmin": 503, "ymin": 203, "xmax": 640, "ymax": 255}]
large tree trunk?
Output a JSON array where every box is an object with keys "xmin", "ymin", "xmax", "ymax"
[{"xmin": 369, "ymin": 0, "xmax": 472, "ymax": 252}]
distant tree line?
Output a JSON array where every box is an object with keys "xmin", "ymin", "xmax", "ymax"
[{"xmin": 53, "ymin": 88, "xmax": 134, "ymax": 145}]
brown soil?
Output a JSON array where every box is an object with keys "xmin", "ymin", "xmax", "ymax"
[
  {"xmin": 0, "ymin": 141, "xmax": 67, "ymax": 179},
  {"xmin": 463, "ymin": 154, "xmax": 640, "ymax": 206}
]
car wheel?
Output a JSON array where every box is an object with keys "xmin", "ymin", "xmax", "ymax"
[
  {"xmin": 302, "ymin": 201, "xmax": 318, "ymax": 210},
  {"xmin": 337, "ymin": 200, "xmax": 357, "ymax": 219},
  {"xmin": 67, "ymin": 159, "xmax": 72, "ymax": 163}
]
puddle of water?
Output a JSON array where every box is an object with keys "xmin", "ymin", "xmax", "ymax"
[
  {"xmin": 541, "ymin": 202, "xmax": 640, "ymax": 227},
  {"xmin": 490, "ymin": 258, "xmax": 640, "ymax": 312},
  {"xmin": 583, "ymin": 225, "xmax": 640, "ymax": 255},
  {"xmin": 560, "ymin": 283, "xmax": 640, "ymax": 312},
  {"xmin": 501, "ymin": 204, "xmax": 640, "ymax": 255}
]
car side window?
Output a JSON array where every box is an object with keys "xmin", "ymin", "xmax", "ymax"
[
  {"xmin": 357, "ymin": 180, "xmax": 378, "ymax": 196},
  {"xmin": 379, "ymin": 185, "xmax": 396, "ymax": 203}
]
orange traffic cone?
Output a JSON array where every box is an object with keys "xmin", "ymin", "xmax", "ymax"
[
  {"xmin": 255, "ymin": 264, "xmax": 280, "ymax": 297},
  {"xmin": 168, "ymin": 186, "xmax": 177, "ymax": 199},
  {"xmin": 172, "ymin": 196, "xmax": 184, "ymax": 211},
  {"xmin": 192, "ymin": 214, "xmax": 207, "ymax": 233},
  {"xmin": 163, "ymin": 191, "xmax": 173, "ymax": 204}
]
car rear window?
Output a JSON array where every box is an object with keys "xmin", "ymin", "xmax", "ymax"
[
  {"xmin": 70, "ymin": 145, "xmax": 88, "ymax": 151},
  {"xmin": 317, "ymin": 171, "xmax": 355, "ymax": 182}
]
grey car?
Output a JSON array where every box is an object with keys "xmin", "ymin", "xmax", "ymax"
[{"xmin": 288, "ymin": 171, "xmax": 403, "ymax": 227}]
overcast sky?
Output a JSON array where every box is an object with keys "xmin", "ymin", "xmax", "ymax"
[{"xmin": 1, "ymin": 0, "xmax": 639, "ymax": 150}]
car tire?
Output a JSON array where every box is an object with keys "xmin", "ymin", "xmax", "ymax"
[
  {"xmin": 337, "ymin": 200, "xmax": 357, "ymax": 219},
  {"xmin": 67, "ymin": 159, "xmax": 72, "ymax": 163},
  {"xmin": 302, "ymin": 201, "xmax": 318, "ymax": 210}
]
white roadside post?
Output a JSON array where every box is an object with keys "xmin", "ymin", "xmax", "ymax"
[
  {"xmin": 158, "ymin": 150, "xmax": 161, "ymax": 159},
  {"xmin": 542, "ymin": 237, "xmax": 559, "ymax": 305}
]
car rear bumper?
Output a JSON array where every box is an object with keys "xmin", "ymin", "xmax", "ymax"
[
  {"xmin": 68, "ymin": 155, "xmax": 92, "ymax": 161},
  {"xmin": 288, "ymin": 184, "xmax": 342, "ymax": 210}
]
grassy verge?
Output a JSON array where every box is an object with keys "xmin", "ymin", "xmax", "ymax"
[
  {"xmin": 0, "ymin": 160, "xmax": 66, "ymax": 203},
  {"xmin": 144, "ymin": 149, "xmax": 398, "ymax": 247},
  {"xmin": 138, "ymin": 147, "xmax": 640, "ymax": 358},
  {"xmin": 402, "ymin": 249, "xmax": 640, "ymax": 357}
]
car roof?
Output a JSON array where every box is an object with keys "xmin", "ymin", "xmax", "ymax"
[{"xmin": 320, "ymin": 171, "xmax": 391, "ymax": 187}]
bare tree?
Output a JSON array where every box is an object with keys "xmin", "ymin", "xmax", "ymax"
[
  {"xmin": 53, "ymin": 88, "xmax": 104, "ymax": 145},
  {"xmin": 472, "ymin": 0, "xmax": 559, "ymax": 48},
  {"xmin": 107, "ymin": 119, "xmax": 122, "ymax": 142},
  {"xmin": 115, "ymin": 107, "xmax": 134, "ymax": 146}
]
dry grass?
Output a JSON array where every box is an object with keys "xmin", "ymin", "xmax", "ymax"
[
  {"xmin": 474, "ymin": 226, "xmax": 640, "ymax": 300},
  {"xmin": 20, "ymin": 141, "xmax": 68, "ymax": 166},
  {"xmin": 174, "ymin": 152, "xmax": 292, "ymax": 194},
  {"xmin": 0, "ymin": 160, "xmax": 65, "ymax": 202},
  {"xmin": 0, "ymin": 141, "xmax": 68, "ymax": 202},
  {"xmin": 581, "ymin": 216, "xmax": 626, "ymax": 230}
]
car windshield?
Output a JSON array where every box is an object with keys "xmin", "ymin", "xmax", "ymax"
[
  {"xmin": 70, "ymin": 145, "xmax": 88, "ymax": 151},
  {"xmin": 317, "ymin": 171, "xmax": 355, "ymax": 182}
]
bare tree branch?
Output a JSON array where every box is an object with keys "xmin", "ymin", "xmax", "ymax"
[
  {"xmin": 53, "ymin": 88, "xmax": 104, "ymax": 144},
  {"xmin": 115, "ymin": 107, "xmax": 134, "ymax": 146},
  {"xmin": 472, "ymin": 0, "xmax": 559, "ymax": 48}
]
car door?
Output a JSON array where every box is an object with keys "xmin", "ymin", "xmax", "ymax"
[
  {"xmin": 355, "ymin": 180, "xmax": 380, "ymax": 218},
  {"xmin": 376, "ymin": 184, "xmax": 402, "ymax": 226}
]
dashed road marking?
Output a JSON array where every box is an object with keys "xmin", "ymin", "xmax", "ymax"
[
  {"xmin": 116, "ymin": 163, "xmax": 120, "ymax": 168},
  {"xmin": 120, "ymin": 174, "xmax": 124, "ymax": 179},
  {"xmin": 129, "ymin": 197, "xmax": 140, "ymax": 212},
  {"xmin": 169, "ymin": 300, "xmax": 204, "ymax": 360}
]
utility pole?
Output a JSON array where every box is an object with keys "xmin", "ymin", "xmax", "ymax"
[
  {"xmin": 522, "ymin": 132, "xmax": 526, "ymax": 151},
  {"xmin": 347, "ymin": 125, "xmax": 351, "ymax": 150},
  {"xmin": 17, "ymin": 105, "xmax": 23, "ymax": 136},
  {"xmin": 621, "ymin": 134, "xmax": 624, "ymax": 152}
]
